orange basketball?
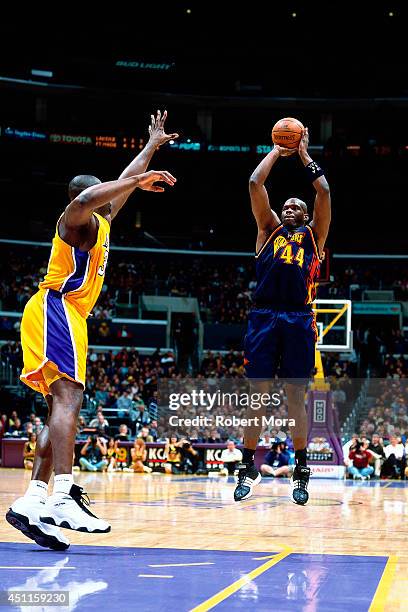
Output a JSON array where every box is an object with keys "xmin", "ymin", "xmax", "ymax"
[{"xmin": 271, "ymin": 117, "xmax": 304, "ymax": 149}]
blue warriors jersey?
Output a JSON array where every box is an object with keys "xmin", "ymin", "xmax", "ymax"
[{"xmin": 253, "ymin": 224, "xmax": 320, "ymax": 310}]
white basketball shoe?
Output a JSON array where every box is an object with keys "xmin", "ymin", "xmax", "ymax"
[{"xmin": 40, "ymin": 484, "xmax": 111, "ymax": 533}]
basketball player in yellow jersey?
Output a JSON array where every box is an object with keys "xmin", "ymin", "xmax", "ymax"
[{"xmin": 6, "ymin": 110, "xmax": 178, "ymax": 550}]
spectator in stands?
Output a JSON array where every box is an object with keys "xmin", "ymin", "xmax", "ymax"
[
  {"xmin": 348, "ymin": 439, "xmax": 375, "ymax": 480},
  {"xmin": 115, "ymin": 424, "xmax": 130, "ymax": 442},
  {"xmin": 219, "ymin": 440, "xmax": 243, "ymax": 476},
  {"xmin": 89, "ymin": 410, "xmax": 108, "ymax": 428},
  {"xmin": 207, "ymin": 429, "xmax": 222, "ymax": 444},
  {"xmin": 259, "ymin": 431, "xmax": 273, "ymax": 448},
  {"xmin": 23, "ymin": 412, "xmax": 36, "ymax": 430},
  {"xmin": 149, "ymin": 420, "xmax": 158, "ymax": 441},
  {"xmin": 9, "ymin": 417, "xmax": 22, "ymax": 436},
  {"xmin": 117, "ymin": 325, "xmax": 132, "ymax": 339},
  {"xmin": 117, "ymin": 390, "xmax": 133, "ymax": 418},
  {"xmin": 381, "ymin": 435, "xmax": 405, "ymax": 479},
  {"xmin": 130, "ymin": 439, "xmax": 152, "ymax": 473},
  {"xmin": 79, "ymin": 436, "xmax": 108, "ymax": 472},
  {"xmin": 0, "ymin": 414, "xmax": 7, "ymax": 437},
  {"xmin": 367, "ymin": 433, "xmax": 385, "ymax": 477},
  {"xmin": 8, "ymin": 410, "xmax": 19, "ymax": 430},
  {"xmin": 94, "ymin": 384, "xmax": 109, "ymax": 406},
  {"xmin": 161, "ymin": 351, "xmax": 176, "ymax": 375},
  {"xmin": 98, "ymin": 321, "xmax": 111, "ymax": 338},
  {"xmin": 133, "ymin": 400, "xmax": 151, "ymax": 432},
  {"xmin": 137, "ymin": 426, "xmax": 154, "ymax": 443},
  {"xmin": 77, "ymin": 415, "xmax": 88, "ymax": 435},
  {"xmin": 105, "ymin": 389, "xmax": 119, "ymax": 408},
  {"xmin": 308, "ymin": 437, "xmax": 331, "ymax": 453},
  {"xmin": 88, "ymin": 349, "xmax": 98, "ymax": 363},
  {"xmin": 260, "ymin": 440, "xmax": 292, "ymax": 477},
  {"xmin": 33, "ymin": 417, "xmax": 43, "ymax": 435},
  {"xmin": 23, "ymin": 433, "xmax": 37, "ymax": 470},
  {"xmin": 90, "ymin": 412, "xmax": 110, "ymax": 439}
]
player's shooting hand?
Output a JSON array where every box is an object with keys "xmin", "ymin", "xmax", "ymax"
[
  {"xmin": 273, "ymin": 144, "xmax": 297, "ymax": 157},
  {"xmin": 137, "ymin": 170, "xmax": 177, "ymax": 192},
  {"xmin": 298, "ymin": 127, "xmax": 309, "ymax": 158},
  {"xmin": 148, "ymin": 110, "xmax": 179, "ymax": 148}
]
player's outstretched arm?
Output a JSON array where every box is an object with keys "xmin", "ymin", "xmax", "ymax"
[
  {"xmin": 298, "ymin": 128, "xmax": 331, "ymax": 256},
  {"xmin": 64, "ymin": 171, "xmax": 177, "ymax": 228},
  {"xmin": 249, "ymin": 145, "xmax": 294, "ymax": 251},
  {"xmin": 109, "ymin": 110, "xmax": 179, "ymax": 221}
]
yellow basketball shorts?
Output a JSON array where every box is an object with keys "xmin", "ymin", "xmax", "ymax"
[{"xmin": 20, "ymin": 289, "xmax": 87, "ymax": 396}]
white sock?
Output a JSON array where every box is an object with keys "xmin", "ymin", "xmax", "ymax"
[
  {"xmin": 25, "ymin": 480, "xmax": 48, "ymax": 500},
  {"xmin": 53, "ymin": 474, "xmax": 74, "ymax": 495}
]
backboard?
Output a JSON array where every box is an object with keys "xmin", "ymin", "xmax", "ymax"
[{"xmin": 313, "ymin": 299, "xmax": 352, "ymax": 352}]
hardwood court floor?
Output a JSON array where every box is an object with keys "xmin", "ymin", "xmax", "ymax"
[{"xmin": 0, "ymin": 468, "xmax": 407, "ymax": 610}]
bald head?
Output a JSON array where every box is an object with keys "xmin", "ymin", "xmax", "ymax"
[
  {"xmin": 285, "ymin": 197, "xmax": 307, "ymax": 214},
  {"xmin": 68, "ymin": 175, "xmax": 101, "ymax": 201}
]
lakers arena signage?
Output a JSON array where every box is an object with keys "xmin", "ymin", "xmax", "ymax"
[{"xmin": 146, "ymin": 445, "xmax": 224, "ymax": 471}]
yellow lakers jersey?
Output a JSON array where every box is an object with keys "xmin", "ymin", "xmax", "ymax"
[{"xmin": 39, "ymin": 212, "xmax": 110, "ymax": 318}]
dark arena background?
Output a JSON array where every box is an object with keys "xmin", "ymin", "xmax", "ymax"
[{"xmin": 0, "ymin": 5, "xmax": 407, "ymax": 611}]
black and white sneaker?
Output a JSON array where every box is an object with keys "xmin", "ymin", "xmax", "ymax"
[
  {"xmin": 40, "ymin": 484, "xmax": 111, "ymax": 533},
  {"xmin": 6, "ymin": 495, "xmax": 70, "ymax": 550},
  {"xmin": 233, "ymin": 463, "xmax": 261, "ymax": 502},
  {"xmin": 290, "ymin": 465, "xmax": 311, "ymax": 505}
]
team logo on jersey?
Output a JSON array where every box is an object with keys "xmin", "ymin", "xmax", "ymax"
[{"xmin": 274, "ymin": 235, "xmax": 288, "ymax": 255}]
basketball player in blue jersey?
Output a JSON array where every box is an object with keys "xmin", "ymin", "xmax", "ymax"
[{"xmin": 234, "ymin": 127, "xmax": 331, "ymax": 505}]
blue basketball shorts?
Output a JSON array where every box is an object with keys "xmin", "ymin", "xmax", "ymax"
[{"xmin": 244, "ymin": 308, "xmax": 317, "ymax": 381}]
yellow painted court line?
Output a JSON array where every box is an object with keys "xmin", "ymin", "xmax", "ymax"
[
  {"xmin": 369, "ymin": 555, "xmax": 398, "ymax": 612},
  {"xmin": 149, "ymin": 562, "xmax": 214, "ymax": 568},
  {"xmin": 190, "ymin": 548, "xmax": 292, "ymax": 612}
]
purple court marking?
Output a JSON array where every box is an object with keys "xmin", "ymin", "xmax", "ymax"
[
  {"xmin": 343, "ymin": 479, "xmax": 408, "ymax": 488},
  {"xmin": 215, "ymin": 553, "xmax": 388, "ymax": 611},
  {"xmin": 0, "ymin": 543, "xmax": 388, "ymax": 611}
]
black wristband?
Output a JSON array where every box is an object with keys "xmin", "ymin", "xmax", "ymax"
[{"xmin": 305, "ymin": 160, "xmax": 324, "ymax": 182}]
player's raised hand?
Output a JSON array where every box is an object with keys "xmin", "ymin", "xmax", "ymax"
[
  {"xmin": 137, "ymin": 170, "xmax": 177, "ymax": 192},
  {"xmin": 273, "ymin": 144, "xmax": 297, "ymax": 157},
  {"xmin": 148, "ymin": 110, "xmax": 179, "ymax": 148},
  {"xmin": 298, "ymin": 127, "xmax": 309, "ymax": 157}
]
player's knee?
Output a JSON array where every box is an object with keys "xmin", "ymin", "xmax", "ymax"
[{"xmin": 51, "ymin": 378, "xmax": 83, "ymax": 408}]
